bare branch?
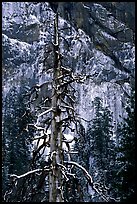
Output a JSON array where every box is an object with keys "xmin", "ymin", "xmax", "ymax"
[
  {"xmin": 61, "ymin": 170, "xmax": 69, "ymax": 182},
  {"xmin": 60, "ymin": 98, "xmax": 74, "ymax": 108},
  {"xmin": 62, "ymin": 124, "xmax": 75, "ymax": 133},
  {"xmin": 33, "ymin": 134, "xmax": 50, "ymax": 140},
  {"xmin": 66, "ymin": 151, "xmax": 78, "ymax": 154},
  {"xmin": 64, "ymin": 161, "xmax": 93, "ymax": 184},
  {"xmin": 66, "ymin": 172, "xmax": 76, "ymax": 178},
  {"xmin": 27, "ymin": 123, "xmax": 47, "ymax": 132},
  {"xmin": 66, "ymin": 93, "xmax": 75, "ymax": 103},
  {"xmin": 76, "ymin": 115, "xmax": 92, "ymax": 122},
  {"xmin": 55, "ymin": 73, "xmax": 70, "ymax": 81},
  {"xmin": 92, "ymin": 184, "xmax": 109, "ymax": 202},
  {"xmin": 59, "ymin": 79, "xmax": 75, "ymax": 88},
  {"xmin": 61, "ymin": 66, "xmax": 72, "ymax": 73},
  {"xmin": 38, "ymin": 108, "xmax": 53, "ymax": 118},
  {"xmin": 64, "ymin": 161, "xmax": 111, "ymax": 202},
  {"xmin": 56, "ymin": 163, "xmax": 67, "ymax": 170},
  {"xmin": 58, "ymin": 26, "xmax": 72, "ymax": 31},
  {"xmin": 10, "ymin": 167, "xmax": 51, "ymax": 179},
  {"xmin": 50, "ymin": 151, "xmax": 57, "ymax": 161},
  {"xmin": 82, "ymin": 2, "xmax": 90, "ymax": 10},
  {"xmin": 62, "ymin": 138, "xmax": 74, "ymax": 143},
  {"xmin": 60, "ymin": 105, "xmax": 74, "ymax": 111}
]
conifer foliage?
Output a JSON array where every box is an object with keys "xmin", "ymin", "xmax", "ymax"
[
  {"xmin": 90, "ymin": 97, "xmax": 114, "ymax": 181},
  {"xmin": 114, "ymin": 88, "xmax": 135, "ymax": 201},
  {"xmin": 2, "ymin": 86, "xmax": 34, "ymax": 201},
  {"xmin": 74, "ymin": 97, "xmax": 115, "ymax": 201}
]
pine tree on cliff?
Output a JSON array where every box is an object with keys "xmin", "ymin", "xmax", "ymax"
[
  {"xmin": 2, "ymin": 86, "xmax": 34, "ymax": 201},
  {"xmin": 73, "ymin": 97, "xmax": 115, "ymax": 201},
  {"xmin": 88, "ymin": 97, "xmax": 115, "ymax": 183},
  {"xmin": 114, "ymin": 88, "xmax": 135, "ymax": 201}
]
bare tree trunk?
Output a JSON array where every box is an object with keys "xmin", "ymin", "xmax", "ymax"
[{"xmin": 49, "ymin": 12, "xmax": 63, "ymax": 202}]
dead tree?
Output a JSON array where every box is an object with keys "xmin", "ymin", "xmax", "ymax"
[
  {"xmin": 4, "ymin": 9, "xmax": 118, "ymax": 203},
  {"xmin": 49, "ymin": 11, "xmax": 63, "ymax": 202}
]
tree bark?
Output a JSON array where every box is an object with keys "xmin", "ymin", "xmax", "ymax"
[{"xmin": 49, "ymin": 12, "xmax": 63, "ymax": 202}]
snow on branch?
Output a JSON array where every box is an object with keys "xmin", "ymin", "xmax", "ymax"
[
  {"xmin": 82, "ymin": 3, "xmax": 90, "ymax": 10},
  {"xmin": 64, "ymin": 161, "xmax": 111, "ymax": 202},
  {"xmin": 66, "ymin": 93, "xmax": 75, "ymax": 103},
  {"xmin": 59, "ymin": 79, "xmax": 75, "ymax": 88},
  {"xmin": 66, "ymin": 151, "xmax": 78, "ymax": 154},
  {"xmin": 10, "ymin": 167, "xmax": 51, "ymax": 180},
  {"xmin": 60, "ymin": 105, "xmax": 74, "ymax": 111},
  {"xmin": 60, "ymin": 98, "xmax": 74, "ymax": 108},
  {"xmin": 52, "ymin": 42, "xmax": 58, "ymax": 47},
  {"xmin": 92, "ymin": 184, "xmax": 109, "ymax": 202},
  {"xmin": 55, "ymin": 73, "xmax": 70, "ymax": 81},
  {"xmin": 56, "ymin": 163, "xmax": 76, "ymax": 182},
  {"xmin": 64, "ymin": 161, "xmax": 93, "ymax": 184},
  {"xmin": 61, "ymin": 169, "xmax": 69, "ymax": 182},
  {"xmin": 62, "ymin": 138, "xmax": 74, "ymax": 143},
  {"xmin": 61, "ymin": 66, "xmax": 71, "ymax": 73},
  {"xmin": 38, "ymin": 108, "xmax": 53, "ymax": 118},
  {"xmin": 50, "ymin": 151, "xmax": 57, "ymax": 162},
  {"xmin": 57, "ymin": 163, "xmax": 67, "ymax": 170},
  {"xmin": 33, "ymin": 134, "xmax": 50, "ymax": 140},
  {"xmin": 116, "ymin": 163, "xmax": 127, "ymax": 175},
  {"xmin": 66, "ymin": 172, "xmax": 76, "ymax": 178},
  {"xmin": 29, "ymin": 81, "xmax": 52, "ymax": 92},
  {"xmin": 76, "ymin": 115, "xmax": 92, "ymax": 122},
  {"xmin": 27, "ymin": 123, "xmax": 46, "ymax": 131}
]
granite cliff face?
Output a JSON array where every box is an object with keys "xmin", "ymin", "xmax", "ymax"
[{"xmin": 2, "ymin": 2, "xmax": 135, "ymax": 132}]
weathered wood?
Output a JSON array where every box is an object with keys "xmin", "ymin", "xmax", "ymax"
[{"xmin": 49, "ymin": 12, "xmax": 63, "ymax": 202}]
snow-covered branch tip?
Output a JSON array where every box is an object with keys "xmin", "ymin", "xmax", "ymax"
[
  {"xmin": 27, "ymin": 123, "xmax": 48, "ymax": 133},
  {"xmin": 10, "ymin": 167, "xmax": 51, "ymax": 180},
  {"xmin": 82, "ymin": 3, "xmax": 90, "ymax": 10},
  {"xmin": 62, "ymin": 137, "xmax": 74, "ymax": 143},
  {"xmin": 76, "ymin": 115, "xmax": 92, "ymax": 122},
  {"xmin": 92, "ymin": 184, "xmax": 109, "ymax": 202},
  {"xmin": 60, "ymin": 169, "xmax": 69, "ymax": 182},
  {"xmin": 38, "ymin": 108, "xmax": 53, "ymax": 118},
  {"xmin": 57, "ymin": 163, "xmax": 67, "ymax": 170},
  {"xmin": 60, "ymin": 105, "xmax": 74, "ymax": 111},
  {"xmin": 64, "ymin": 161, "xmax": 93, "ymax": 184},
  {"xmin": 64, "ymin": 161, "xmax": 113, "ymax": 202},
  {"xmin": 50, "ymin": 151, "xmax": 57, "ymax": 161},
  {"xmin": 33, "ymin": 133, "xmax": 50, "ymax": 140},
  {"xmin": 61, "ymin": 66, "xmax": 71, "ymax": 73}
]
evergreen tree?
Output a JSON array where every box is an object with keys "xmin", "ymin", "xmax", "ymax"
[
  {"xmin": 89, "ymin": 97, "xmax": 115, "ymax": 201},
  {"xmin": 72, "ymin": 123, "xmax": 91, "ymax": 201},
  {"xmin": 90, "ymin": 97, "xmax": 114, "ymax": 180},
  {"xmin": 74, "ymin": 123, "xmax": 90, "ymax": 170},
  {"xmin": 2, "ymin": 86, "xmax": 34, "ymax": 201},
  {"xmin": 73, "ymin": 97, "xmax": 115, "ymax": 201},
  {"xmin": 114, "ymin": 88, "xmax": 135, "ymax": 201}
]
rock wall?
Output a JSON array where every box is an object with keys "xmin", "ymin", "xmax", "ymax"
[{"xmin": 2, "ymin": 2, "xmax": 135, "ymax": 132}]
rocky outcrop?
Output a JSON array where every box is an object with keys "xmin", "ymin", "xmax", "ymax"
[{"xmin": 2, "ymin": 2, "xmax": 135, "ymax": 132}]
